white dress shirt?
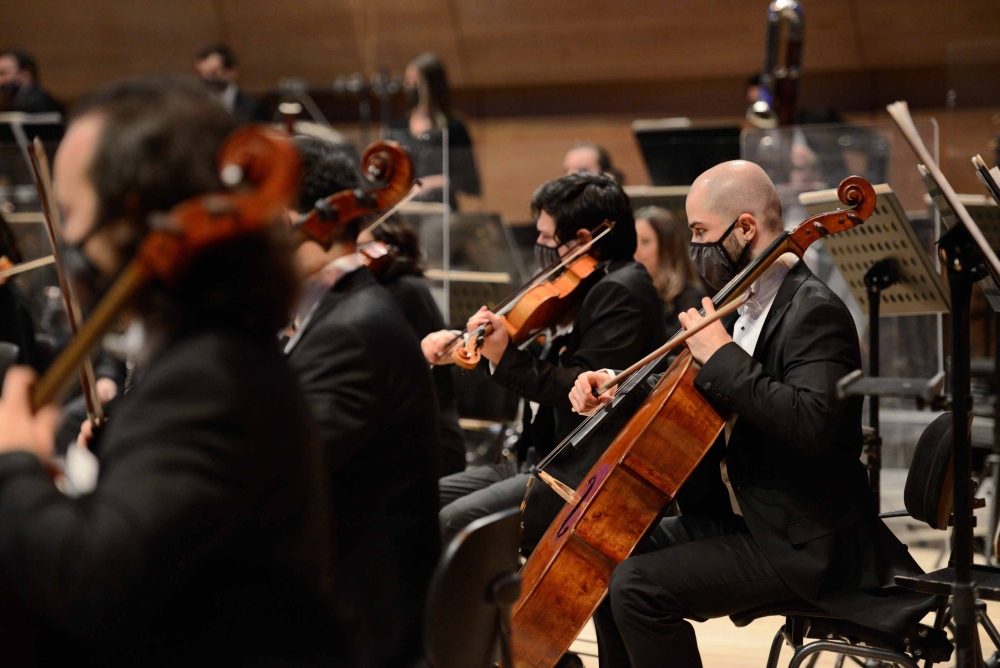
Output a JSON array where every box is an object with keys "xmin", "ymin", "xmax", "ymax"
[{"xmin": 720, "ymin": 252, "xmax": 798, "ymax": 515}]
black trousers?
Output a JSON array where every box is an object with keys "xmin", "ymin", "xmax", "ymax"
[
  {"xmin": 437, "ymin": 461, "xmax": 530, "ymax": 543},
  {"xmin": 594, "ymin": 514, "xmax": 796, "ymax": 668}
]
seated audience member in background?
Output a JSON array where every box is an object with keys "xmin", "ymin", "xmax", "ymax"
[
  {"xmin": 0, "ymin": 76, "xmax": 336, "ymax": 665},
  {"xmin": 194, "ymin": 43, "xmax": 269, "ymax": 124},
  {"xmin": 563, "ymin": 142, "xmax": 624, "ymax": 184},
  {"xmin": 388, "ymin": 52, "xmax": 480, "ymax": 210},
  {"xmin": 0, "ymin": 48, "xmax": 63, "ymax": 115},
  {"xmin": 284, "ymin": 135, "xmax": 441, "ymax": 668},
  {"xmin": 633, "ymin": 206, "xmax": 706, "ymax": 331},
  {"xmin": 358, "ymin": 216, "xmax": 466, "ymax": 476}
]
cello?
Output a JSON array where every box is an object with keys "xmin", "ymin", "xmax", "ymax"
[{"xmin": 510, "ymin": 176, "xmax": 877, "ymax": 668}]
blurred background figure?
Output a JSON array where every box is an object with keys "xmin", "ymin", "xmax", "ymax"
[
  {"xmin": 0, "ymin": 48, "xmax": 63, "ymax": 114},
  {"xmin": 0, "ymin": 213, "xmax": 39, "ymax": 372},
  {"xmin": 193, "ymin": 43, "xmax": 268, "ymax": 124},
  {"xmin": 563, "ymin": 142, "xmax": 624, "ymax": 184},
  {"xmin": 388, "ymin": 52, "xmax": 480, "ymax": 210},
  {"xmin": 633, "ymin": 206, "xmax": 705, "ymax": 331}
]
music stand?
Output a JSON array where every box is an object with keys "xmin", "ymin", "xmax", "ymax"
[
  {"xmin": 799, "ymin": 184, "xmax": 950, "ymax": 509},
  {"xmin": 624, "ymin": 185, "xmax": 690, "ymax": 227},
  {"xmin": 889, "ymin": 97, "xmax": 1000, "ymax": 668}
]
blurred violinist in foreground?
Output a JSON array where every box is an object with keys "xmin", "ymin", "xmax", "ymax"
[
  {"xmin": 0, "ymin": 76, "xmax": 337, "ymax": 665},
  {"xmin": 358, "ymin": 215, "xmax": 466, "ymax": 476},
  {"xmin": 282, "ymin": 134, "xmax": 441, "ymax": 668}
]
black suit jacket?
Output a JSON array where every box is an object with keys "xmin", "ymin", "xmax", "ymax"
[
  {"xmin": 490, "ymin": 260, "xmax": 667, "ymax": 540},
  {"xmin": 0, "ymin": 330, "xmax": 336, "ymax": 665},
  {"xmin": 232, "ymin": 90, "xmax": 269, "ymax": 125},
  {"xmin": 285, "ymin": 267, "xmax": 441, "ymax": 668},
  {"xmin": 381, "ymin": 273, "xmax": 466, "ymax": 476},
  {"xmin": 693, "ymin": 261, "xmax": 935, "ymax": 635}
]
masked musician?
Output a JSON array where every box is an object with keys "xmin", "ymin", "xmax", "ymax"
[
  {"xmin": 0, "ymin": 77, "xmax": 336, "ymax": 664},
  {"xmin": 570, "ymin": 161, "xmax": 934, "ymax": 668},
  {"xmin": 193, "ymin": 43, "xmax": 269, "ymax": 125},
  {"xmin": 423, "ymin": 172, "xmax": 666, "ymax": 544},
  {"xmin": 283, "ymin": 135, "xmax": 441, "ymax": 668}
]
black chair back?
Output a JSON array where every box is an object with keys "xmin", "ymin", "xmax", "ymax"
[
  {"xmin": 904, "ymin": 412, "xmax": 955, "ymax": 530},
  {"xmin": 424, "ymin": 507, "xmax": 521, "ymax": 668},
  {"xmin": 0, "ymin": 342, "xmax": 20, "ymax": 380}
]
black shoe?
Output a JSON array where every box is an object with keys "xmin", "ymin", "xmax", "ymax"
[{"xmin": 555, "ymin": 652, "xmax": 584, "ymax": 668}]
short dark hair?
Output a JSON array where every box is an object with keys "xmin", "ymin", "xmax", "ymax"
[
  {"xmin": 196, "ymin": 43, "xmax": 237, "ymax": 69},
  {"xmin": 746, "ymin": 73, "xmax": 762, "ymax": 90},
  {"xmin": 1, "ymin": 49, "xmax": 38, "ymax": 82},
  {"xmin": 530, "ymin": 172, "xmax": 636, "ymax": 261},
  {"xmin": 369, "ymin": 215, "xmax": 425, "ymax": 279},
  {"xmin": 293, "ymin": 135, "xmax": 363, "ymax": 240},
  {"xmin": 70, "ymin": 75, "xmax": 296, "ymax": 336}
]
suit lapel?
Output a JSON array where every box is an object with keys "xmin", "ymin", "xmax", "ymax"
[
  {"xmin": 284, "ymin": 267, "xmax": 372, "ymax": 355},
  {"xmin": 752, "ymin": 261, "xmax": 811, "ymax": 359}
]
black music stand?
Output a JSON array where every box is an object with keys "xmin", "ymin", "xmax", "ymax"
[
  {"xmin": 424, "ymin": 507, "xmax": 522, "ymax": 668},
  {"xmin": 799, "ymin": 184, "xmax": 950, "ymax": 509}
]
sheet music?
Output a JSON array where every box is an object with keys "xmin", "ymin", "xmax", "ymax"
[{"xmin": 887, "ymin": 101, "xmax": 1000, "ymax": 278}]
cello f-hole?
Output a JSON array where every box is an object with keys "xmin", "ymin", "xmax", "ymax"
[{"xmin": 556, "ymin": 476, "xmax": 598, "ymax": 538}]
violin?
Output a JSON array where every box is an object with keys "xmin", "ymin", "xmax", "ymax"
[
  {"xmin": 31, "ymin": 125, "xmax": 300, "ymax": 409},
  {"xmin": 358, "ymin": 240, "xmax": 398, "ymax": 279},
  {"xmin": 449, "ymin": 221, "xmax": 616, "ymax": 370},
  {"xmin": 292, "ymin": 140, "xmax": 412, "ymax": 248},
  {"xmin": 510, "ymin": 177, "xmax": 878, "ymax": 668}
]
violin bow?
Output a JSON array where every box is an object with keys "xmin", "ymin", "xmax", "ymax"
[
  {"xmin": 28, "ymin": 137, "xmax": 104, "ymax": 424},
  {"xmin": 362, "ymin": 178, "xmax": 424, "ymax": 235},
  {"xmin": 0, "ymin": 255, "xmax": 56, "ymax": 281}
]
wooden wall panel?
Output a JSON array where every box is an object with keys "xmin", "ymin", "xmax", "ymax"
[{"xmin": 1, "ymin": 0, "xmax": 997, "ymax": 98}]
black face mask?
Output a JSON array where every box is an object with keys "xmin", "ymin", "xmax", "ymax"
[
  {"xmin": 687, "ymin": 220, "xmax": 751, "ymax": 292},
  {"xmin": 534, "ymin": 242, "xmax": 561, "ymax": 270},
  {"xmin": 60, "ymin": 224, "xmax": 120, "ymax": 311},
  {"xmin": 0, "ymin": 81, "xmax": 21, "ymax": 100},
  {"xmin": 404, "ymin": 86, "xmax": 420, "ymax": 110}
]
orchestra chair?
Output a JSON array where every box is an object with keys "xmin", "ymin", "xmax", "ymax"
[
  {"xmin": 0, "ymin": 342, "xmax": 19, "ymax": 379},
  {"xmin": 424, "ymin": 506, "xmax": 521, "ymax": 668},
  {"xmin": 731, "ymin": 412, "xmax": 975, "ymax": 668}
]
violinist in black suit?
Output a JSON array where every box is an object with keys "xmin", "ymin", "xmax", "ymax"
[
  {"xmin": 284, "ymin": 135, "xmax": 441, "ymax": 668},
  {"xmin": 194, "ymin": 44, "xmax": 269, "ymax": 125},
  {"xmin": 423, "ymin": 172, "xmax": 666, "ymax": 544},
  {"xmin": 570, "ymin": 160, "xmax": 935, "ymax": 668},
  {"xmin": 0, "ymin": 77, "xmax": 336, "ymax": 665}
]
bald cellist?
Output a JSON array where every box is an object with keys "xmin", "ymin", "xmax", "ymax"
[{"xmin": 570, "ymin": 161, "xmax": 936, "ymax": 668}]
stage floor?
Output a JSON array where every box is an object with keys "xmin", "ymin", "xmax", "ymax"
[{"xmin": 566, "ymin": 468, "xmax": 1000, "ymax": 666}]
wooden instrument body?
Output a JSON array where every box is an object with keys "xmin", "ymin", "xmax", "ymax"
[
  {"xmin": 509, "ymin": 177, "xmax": 878, "ymax": 668},
  {"xmin": 511, "ymin": 352, "xmax": 725, "ymax": 668},
  {"xmin": 502, "ymin": 255, "xmax": 602, "ymax": 346}
]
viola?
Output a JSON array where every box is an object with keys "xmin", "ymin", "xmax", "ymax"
[
  {"xmin": 510, "ymin": 177, "xmax": 878, "ymax": 668},
  {"xmin": 31, "ymin": 125, "xmax": 300, "ymax": 409},
  {"xmin": 358, "ymin": 240, "xmax": 398, "ymax": 279},
  {"xmin": 292, "ymin": 141, "xmax": 412, "ymax": 249},
  {"xmin": 450, "ymin": 222, "xmax": 615, "ymax": 370}
]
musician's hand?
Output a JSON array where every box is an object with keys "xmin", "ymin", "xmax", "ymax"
[
  {"xmin": 421, "ymin": 330, "xmax": 461, "ymax": 366},
  {"xmin": 77, "ymin": 417, "xmax": 100, "ymax": 450},
  {"xmin": 569, "ymin": 371, "xmax": 616, "ymax": 416},
  {"xmin": 0, "ymin": 366, "xmax": 60, "ymax": 464},
  {"xmin": 96, "ymin": 378, "xmax": 118, "ymax": 403},
  {"xmin": 677, "ymin": 297, "xmax": 733, "ymax": 365},
  {"xmin": 467, "ymin": 307, "xmax": 509, "ymax": 365}
]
